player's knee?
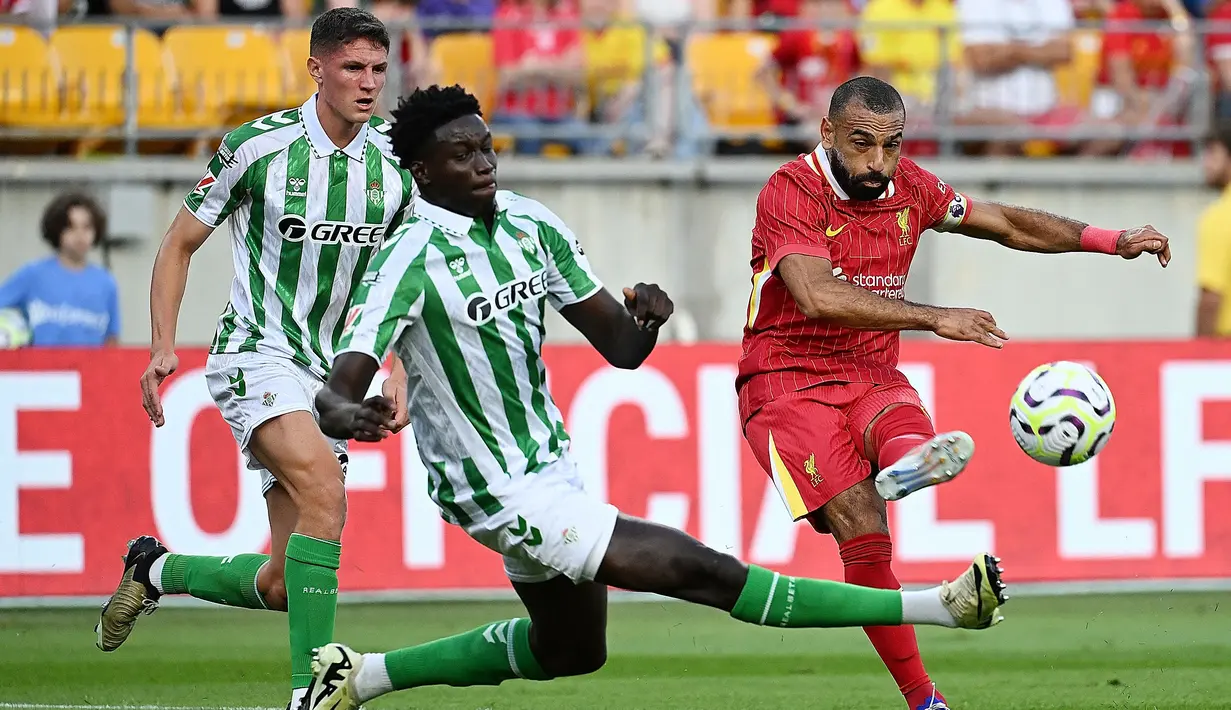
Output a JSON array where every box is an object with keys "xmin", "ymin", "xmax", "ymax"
[
  {"xmin": 820, "ymin": 483, "xmax": 889, "ymax": 542},
  {"xmin": 293, "ymin": 475, "xmax": 347, "ymax": 538}
]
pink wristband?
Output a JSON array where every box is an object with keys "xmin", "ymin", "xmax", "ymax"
[{"xmin": 1080, "ymin": 226, "xmax": 1121, "ymax": 255}]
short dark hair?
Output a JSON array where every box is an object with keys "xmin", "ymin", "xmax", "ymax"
[
  {"xmin": 309, "ymin": 7, "xmax": 390, "ymax": 57},
  {"xmin": 828, "ymin": 76, "xmax": 906, "ymax": 122},
  {"xmin": 1208, "ymin": 121, "xmax": 1231, "ymax": 154},
  {"xmin": 41, "ymin": 192, "xmax": 106, "ymax": 250},
  {"xmin": 389, "ymin": 84, "xmax": 484, "ymax": 166}
]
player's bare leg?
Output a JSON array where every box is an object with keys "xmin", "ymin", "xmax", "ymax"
[
  {"xmin": 305, "ymin": 515, "xmax": 1005, "ymax": 710},
  {"xmin": 248, "ymin": 412, "xmax": 348, "ymax": 701},
  {"xmin": 94, "ymin": 456, "xmax": 300, "ymax": 654},
  {"xmin": 824, "ymin": 401, "xmax": 967, "ymax": 709}
]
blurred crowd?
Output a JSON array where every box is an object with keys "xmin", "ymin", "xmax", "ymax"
[{"xmin": 3, "ymin": 0, "xmax": 1231, "ymax": 156}]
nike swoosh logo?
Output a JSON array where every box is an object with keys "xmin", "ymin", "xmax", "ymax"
[{"xmin": 825, "ymin": 224, "xmax": 847, "ymax": 237}]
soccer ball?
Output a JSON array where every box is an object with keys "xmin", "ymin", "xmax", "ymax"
[
  {"xmin": 1008, "ymin": 361, "xmax": 1116, "ymax": 467},
  {"xmin": 0, "ymin": 308, "xmax": 30, "ymax": 349}
]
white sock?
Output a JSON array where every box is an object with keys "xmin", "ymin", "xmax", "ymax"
[
  {"xmin": 901, "ymin": 587, "xmax": 957, "ymax": 628},
  {"xmin": 288, "ymin": 687, "xmax": 308, "ymax": 710},
  {"xmin": 352, "ymin": 653, "xmax": 392, "ymax": 703},
  {"xmin": 148, "ymin": 554, "xmax": 168, "ymax": 595}
]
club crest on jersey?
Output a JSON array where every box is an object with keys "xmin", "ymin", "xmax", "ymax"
[
  {"xmin": 368, "ymin": 180, "xmax": 383, "ymax": 207},
  {"xmin": 287, "ymin": 176, "xmax": 307, "ymax": 197},
  {"xmin": 514, "ymin": 231, "xmax": 536, "ymax": 254},
  {"xmin": 277, "ymin": 215, "xmax": 385, "ymax": 246},
  {"xmin": 895, "ymin": 208, "xmax": 912, "ymax": 246}
]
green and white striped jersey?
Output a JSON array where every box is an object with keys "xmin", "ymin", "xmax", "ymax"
[
  {"xmin": 186, "ymin": 94, "xmax": 416, "ymax": 379},
  {"xmin": 337, "ymin": 192, "xmax": 603, "ymax": 525}
]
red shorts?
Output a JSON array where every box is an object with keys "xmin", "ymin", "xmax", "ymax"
[{"xmin": 743, "ymin": 381, "xmax": 930, "ymax": 522}]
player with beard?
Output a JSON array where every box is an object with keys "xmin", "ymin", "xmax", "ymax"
[{"xmin": 738, "ymin": 76, "xmax": 1171, "ymax": 710}]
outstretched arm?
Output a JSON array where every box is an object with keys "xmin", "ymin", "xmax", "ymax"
[
  {"xmin": 952, "ymin": 199, "xmax": 1172, "ymax": 266},
  {"xmin": 316, "ymin": 352, "xmax": 396, "ymax": 442},
  {"xmin": 560, "ymin": 284, "xmax": 674, "ymax": 370},
  {"xmin": 778, "ymin": 253, "xmax": 1008, "ymax": 349}
]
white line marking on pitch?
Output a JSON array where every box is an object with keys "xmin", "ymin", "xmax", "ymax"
[{"xmin": 1, "ymin": 701, "xmax": 492, "ymax": 710}]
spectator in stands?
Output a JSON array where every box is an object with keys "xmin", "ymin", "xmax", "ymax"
[
  {"xmin": 415, "ymin": 0, "xmax": 495, "ymax": 36},
  {"xmin": 580, "ymin": 0, "xmax": 707, "ymax": 157},
  {"xmin": 1195, "ymin": 124, "xmax": 1231, "ymax": 336},
  {"xmin": 955, "ymin": 0, "xmax": 1077, "ymax": 156},
  {"xmin": 0, "ymin": 193, "xmax": 119, "ymax": 347},
  {"xmin": 1084, "ymin": 0, "xmax": 1195, "ymax": 156},
  {"xmin": 1071, "ymin": 0, "xmax": 1112, "ymax": 17},
  {"xmin": 858, "ymin": 0, "xmax": 961, "ymax": 125},
  {"xmin": 77, "ymin": 0, "xmax": 215, "ymax": 22},
  {"xmin": 1205, "ymin": 0, "xmax": 1231, "ymax": 115},
  {"xmin": 755, "ymin": 0, "xmax": 860, "ymax": 150},
  {"xmin": 492, "ymin": 0, "xmax": 587, "ymax": 154},
  {"xmin": 728, "ymin": 0, "xmax": 800, "ymax": 27},
  {"xmin": 368, "ymin": 0, "xmax": 438, "ymax": 95},
  {"xmin": 199, "ymin": 0, "xmax": 306, "ymax": 19}
]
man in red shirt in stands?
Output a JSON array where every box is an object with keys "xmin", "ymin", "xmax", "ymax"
[
  {"xmin": 738, "ymin": 76, "xmax": 1171, "ymax": 710},
  {"xmin": 756, "ymin": 0, "xmax": 860, "ymax": 146}
]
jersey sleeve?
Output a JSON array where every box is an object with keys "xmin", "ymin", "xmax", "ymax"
[
  {"xmin": 336, "ymin": 228, "xmax": 428, "ymax": 365},
  {"xmin": 755, "ymin": 168, "xmax": 832, "ymax": 271},
  {"xmin": 538, "ymin": 208, "xmax": 604, "ymax": 311},
  {"xmin": 183, "ymin": 131, "xmax": 252, "ymax": 229},
  {"xmin": 910, "ymin": 163, "xmax": 970, "ymax": 233},
  {"xmin": 1197, "ymin": 205, "xmax": 1231, "ymax": 294}
]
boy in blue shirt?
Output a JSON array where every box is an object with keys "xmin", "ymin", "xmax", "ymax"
[{"xmin": 0, "ymin": 193, "xmax": 120, "ymax": 346}]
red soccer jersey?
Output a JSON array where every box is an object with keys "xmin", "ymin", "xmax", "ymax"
[{"xmin": 736, "ymin": 149, "xmax": 970, "ymax": 424}]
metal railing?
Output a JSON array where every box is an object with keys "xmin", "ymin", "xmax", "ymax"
[{"xmin": 0, "ymin": 16, "xmax": 1225, "ymax": 157}]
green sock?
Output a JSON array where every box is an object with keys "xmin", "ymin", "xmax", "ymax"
[
  {"xmin": 158, "ymin": 553, "xmax": 270, "ymax": 609},
  {"xmin": 284, "ymin": 533, "xmax": 342, "ymax": 690},
  {"xmin": 730, "ymin": 564, "xmax": 903, "ymax": 628},
  {"xmin": 384, "ymin": 617, "xmax": 552, "ymax": 692}
]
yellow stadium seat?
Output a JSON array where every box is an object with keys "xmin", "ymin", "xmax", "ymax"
[
  {"xmin": 430, "ymin": 33, "xmax": 496, "ymax": 117},
  {"xmin": 1054, "ymin": 29, "xmax": 1102, "ymax": 110},
  {"xmin": 277, "ymin": 28, "xmax": 314, "ymax": 105},
  {"xmin": 163, "ymin": 26, "xmax": 287, "ymax": 123},
  {"xmin": 686, "ymin": 32, "xmax": 776, "ymax": 133},
  {"xmin": 0, "ymin": 25, "xmax": 59, "ymax": 128}
]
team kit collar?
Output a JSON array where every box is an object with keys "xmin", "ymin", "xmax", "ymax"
[
  {"xmin": 301, "ymin": 94, "xmax": 369, "ymax": 161},
  {"xmin": 412, "ymin": 193, "xmax": 512, "ymax": 239},
  {"xmin": 804, "ymin": 143, "xmax": 896, "ymax": 201}
]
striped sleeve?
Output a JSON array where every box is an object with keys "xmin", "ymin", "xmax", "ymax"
[
  {"xmin": 336, "ymin": 226, "xmax": 428, "ymax": 364},
  {"xmin": 756, "ymin": 169, "xmax": 831, "ymax": 271},
  {"xmin": 183, "ymin": 130, "xmax": 253, "ymax": 229},
  {"xmin": 536, "ymin": 206, "xmax": 603, "ymax": 310}
]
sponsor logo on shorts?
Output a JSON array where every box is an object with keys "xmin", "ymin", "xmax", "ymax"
[
  {"xmin": 804, "ymin": 453, "xmax": 822, "ymax": 487},
  {"xmin": 228, "ymin": 368, "xmax": 246, "ymax": 397},
  {"xmin": 562, "ymin": 527, "xmax": 579, "ymax": 545}
]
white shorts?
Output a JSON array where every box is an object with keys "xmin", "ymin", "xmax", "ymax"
[
  {"xmin": 461, "ymin": 457, "xmax": 619, "ymax": 585},
  {"xmin": 205, "ymin": 351, "xmax": 349, "ymax": 495}
]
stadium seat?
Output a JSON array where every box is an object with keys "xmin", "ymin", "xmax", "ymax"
[
  {"xmin": 430, "ymin": 33, "xmax": 496, "ymax": 118},
  {"xmin": 0, "ymin": 25, "xmax": 59, "ymax": 128},
  {"xmin": 1054, "ymin": 29, "xmax": 1102, "ymax": 111},
  {"xmin": 277, "ymin": 28, "xmax": 314, "ymax": 104},
  {"xmin": 685, "ymin": 32, "xmax": 776, "ymax": 133},
  {"xmin": 163, "ymin": 26, "xmax": 288, "ymax": 124},
  {"xmin": 51, "ymin": 26, "xmax": 165, "ymax": 129}
]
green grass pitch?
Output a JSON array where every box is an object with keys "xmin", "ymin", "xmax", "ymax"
[{"xmin": 1, "ymin": 592, "xmax": 1227, "ymax": 709}]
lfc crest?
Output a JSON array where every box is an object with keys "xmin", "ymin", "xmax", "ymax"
[{"xmin": 895, "ymin": 207, "xmax": 912, "ymax": 246}]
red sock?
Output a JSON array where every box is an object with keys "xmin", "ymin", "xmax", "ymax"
[
  {"xmin": 869, "ymin": 405, "xmax": 934, "ymax": 471},
  {"xmin": 839, "ymin": 533, "xmax": 940, "ymax": 708}
]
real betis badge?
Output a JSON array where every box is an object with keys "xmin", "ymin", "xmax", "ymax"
[{"xmin": 368, "ymin": 180, "xmax": 383, "ymax": 206}]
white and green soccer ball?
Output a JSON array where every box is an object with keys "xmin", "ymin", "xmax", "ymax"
[
  {"xmin": 0, "ymin": 308, "xmax": 31, "ymax": 349},
  {"xmin": 1009, "ymin": 361, "xmax": 1116, "ymax": 467}
]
